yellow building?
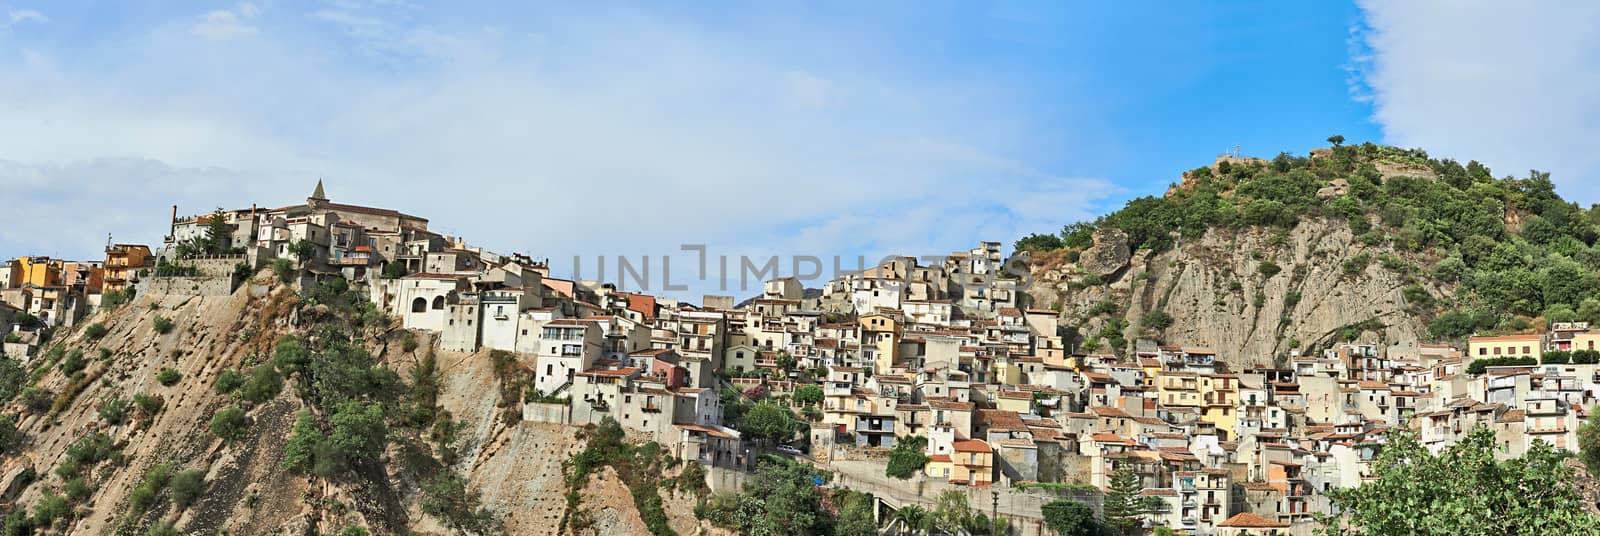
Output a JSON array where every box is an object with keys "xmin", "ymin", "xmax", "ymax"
[
  {"xmin": 947, "ymin": 439, "xmax": 994, "ymax": 486},
  {"xmin": 1467, "ymin": 334, "xmax": 1543, "ymax": 362},
  {"xmin": 1199, "ymin": 374, "xmax": 1239, "ymax": 440},
  {"xmin": 860, "ymin": 313, "xmax": 900, "ymax": 374},
  {"xmin": 8, "ymin": 256, "xmax": 62, "ymax": 288},
  {"xmin": 1158, "ymin": 371, "xmax": 1201, "ymax": 408},
  {"xmin": 103, "ymin": 244, "xmax": 154, "ymax": 293}
]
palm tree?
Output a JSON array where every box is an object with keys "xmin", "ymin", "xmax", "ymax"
[{"xmin": 892, "ymin": 505, "xmax": 929, "ymax": 535}]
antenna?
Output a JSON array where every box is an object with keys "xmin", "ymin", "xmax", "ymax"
[{"xmin": 1233, "ymin": 144, "xmax": 1241, "ymax": 158}]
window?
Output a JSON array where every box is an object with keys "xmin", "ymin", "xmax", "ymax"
[
  {"xmin": 432, "ymin": 296, "xmax": 445, "ymax": 310},
  {"xmin": 547, "ymin": 365, "xmax": 553, "ymax": 375},
  {"xmin": 411, "ymin": 297, "xmax": 427, "ymax": 313}
]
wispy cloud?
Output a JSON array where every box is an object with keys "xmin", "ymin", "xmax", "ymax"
[
  {"xmin": 3, "ymin": 7, "xmax": 47, "ymax": 28},
  {"xmin": 0, "ymin": 4, "xmax": 1116, "ymax": 298},
  {"xmin": 1354, "ymin": 0, "xmax": 1600, "ymax": 202},
  {"xmin": 193, "ymin": 3, "xmax": 260, "ymax": 40}
]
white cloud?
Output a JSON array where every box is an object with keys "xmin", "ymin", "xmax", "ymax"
[
  {"xmin": 1354, "ymin": 0, "xmax": 1600, "ymax": 202},
  {"xmin": 193, "ymin": 4, "xmax": 261, "ymax": 40},
  {"xmin": 0, "ymin": 6, "xmax": 1115, "ymax": 299},
  {"xmin": 4, "ymin": 8, "xmax": 46, "ymax": 27}
]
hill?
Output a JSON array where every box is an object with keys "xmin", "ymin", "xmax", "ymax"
[
  {"xmin": 0, "ymin": 274, "xmax": 701, "ymax": 535},
  {"xmin": 1019, "ymin": 141, "xmax": 1598, "ymax": 365}
]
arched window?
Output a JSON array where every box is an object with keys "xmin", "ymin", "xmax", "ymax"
[
  {"xmin": 432, "ymin": 296, "xmax": 445, "ymax": 310},
  {"xmin": 411, "ymin": 297, "xmax": 427, "ymax": 313}
]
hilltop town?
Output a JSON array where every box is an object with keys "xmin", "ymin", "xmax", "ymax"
[{"xmin": 2, "ymin": 179, "xmax": 1595, "ymax": 536}]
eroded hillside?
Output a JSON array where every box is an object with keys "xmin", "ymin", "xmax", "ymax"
[{"xmin": 0, "ymin": 274, "xmax": 693, "ymax": 535}]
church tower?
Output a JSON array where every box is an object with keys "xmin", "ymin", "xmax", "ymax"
[{"xmin": 309, "ymin": 179, "xmax": 328, "ymax": 209}]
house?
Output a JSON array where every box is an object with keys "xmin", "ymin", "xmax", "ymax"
[
  {"xmin": 534, "ymin": 319, "xmax": 603, "ymax": 395},
  {"xmin": 947, "ymin": 439, "xmax": 994, "ymax": 486},
  {"xmin": 102, "ymin": 245, "xmax": 154, "ymax": 294},
  {"xmin": 1216, "ymin": 512, "xmax": 1290, "ymax": 535},
  {"xmin": 1468, "ymin": 334, "xmax": 1543, "ymax": 362}
]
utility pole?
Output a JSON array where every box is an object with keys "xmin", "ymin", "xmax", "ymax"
[{"xmin": 991, "ymin": 490, "xmax": 1000, "ymax": 535}]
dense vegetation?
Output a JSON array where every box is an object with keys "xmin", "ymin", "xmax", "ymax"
[
  {"xmin": 1018, "ymin": 140, "xmax": 1600, "ymax": 342},
  {"xmin": 1320, "ymin": 425, "xmax": 1599, "ymax": 534}
]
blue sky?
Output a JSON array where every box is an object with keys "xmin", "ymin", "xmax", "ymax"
[{"xmin": 1, "ymin": 1, "xmax": 1597, "ymax": 299}]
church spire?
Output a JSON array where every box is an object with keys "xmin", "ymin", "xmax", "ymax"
[{"xmin": 311, "ymin": 178, "xmax": 327, "ymax": 201}]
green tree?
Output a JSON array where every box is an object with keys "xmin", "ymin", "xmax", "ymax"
[
  {"xmin": 1015, "ymin": 233, "xmax": 1064, "ymax": 252},
  {"xmin": 885, "ymin": 436, "xmax": 930, "ymax": 480},
  {"xmin": 98, "ymin": 397, "xmax": 130, "ymax": 425},
  {"xmin": 238, "ymin": 366, "xmax": 283, "ymax": 404},
  {"xmin": 738, "ymin": 402, "xmax": 795, "ymax": 446},
  {"xmin": 929, "ymin": 489, "xmax": 973, "ymax": 533},
  {"xmin": 1580, "ymin": 405, "xmax": 1600, "ymax": 479},
  {"xmin": 893, "ymin": 505, "xmax": 930, "ymax": 534},
  {"xmin": 329, "ymin": 401, "xmax": 388, "ymax": 467},
  {"xmin": 420, "ymin": 471, "xmax": 496, "ymax": 535},
  {"xmin": 288, "ymin": 239, "xmax": 319, "ymax": 266},
  {"xmin": 1042, "ymin": 499, "xmax": 1098, "ymax": 536},
  {"xmin": 156, "ymin": 368, "xmax": 182, "ymax": 386},
  {"xmin": 834, "ymin": 490, "xmax": 877, "ymax": 536},
  {"xmin": 0, "ymin": 414, "xmax": 17, "ymax": 452},
  {"xmin": 282, "ymin": 410, "xmax": 322, "ymax": 474},
  {"xmin": 794, "ymin": 385, "xmax": 823, "ymax": 406},
  {"xmin": 1327, "ymin": 134, "xmax": 1345, "ymax": 146},
  {"xmin": 1320, "ymin": 425, "xmax": 1600, "ymax": 534},
  {"xmin": 170, "ymin": 469, "xmax": 207, "ymax": 507},
  {"xmin": 209, "ymin": 406, "xmax": 249, "ymax": 443},
  {"xmin": 214, "ymin": 369, "xmax": 245, "ymax": 394},
  {"xmin": 1141, "ymin": 310, "xmax": 1173, "ymax": 331},
  {"xmin": 1102, "ymin": 465, "xmax": 1156, "ymax": 535}
]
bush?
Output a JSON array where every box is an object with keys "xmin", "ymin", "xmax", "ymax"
[
  {"xmin": 144, "ymin": 522, "xmax": 178, "ymax": 536},
  {"xmin": 1543, "ymin": 350, "xmax": 1573, "ymax": 365},
  {"xmin": 99, "ymin": 397, "xmax": 130, "ymax": 425},
  {"xmin": 133, "ymin": 392, "xmax": 163, "ymax": 416},
  {"xmin": 33, "ymin": 491, "xmax": 69, "ymax": 528},
  {"xmin": 1258, "ymin": 261, "xmax": 1281, "ymax": 278},
  {"xmin": 63, "ymin": 476, "xmax": 90, "ymax": 503},
  {"xmin": 1142, "ymin": 310, "xmax": 1173, "ymax": 330},
  {"xmin": 239, "ymin": 366, "xmax": 283, "ymax": 404},
  {"xmin": 215, "ymin": 369, "xmax": 245, "ymax": 394},
  {"xmin": 886, "ymin": 437, "xmax": 930, "ymax": 479},
  {"xmin": 20, "ymin": 387, "xmax": 52, "ymax": 413},
  {"xmin": 170, "ymin": 468, "xmax": 207, "ymax": 507},
  {"xmin": 157, "ymin": 368, "xmax": 182, "ymax": 386},
  {"xmin": 210, "ymin": 406, "xmax": 249, "ymax": 443},
  {"xmin": 273, "ymin": 258, "xmax": 295, "ymax": 284},
  {"xmin": 0, "ymin": 414, "xmax": 17, "ymax": 452},
  {"xmin": 1574, "ymin": 350, "xmax": 1600, "ymax": 365},
  {"xmin": 152, "ymin": 316, "xmax": 174, "ymax": 334},
  {"xmin": 84, "ymin": 323, "xmax": 108, "ymax": 340},
  {"xmin": 59, "ymin": 350, "xmax": 86, "ymax": 375}
]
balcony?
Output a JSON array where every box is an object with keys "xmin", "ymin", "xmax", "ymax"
[{"xmin": 642, "ymin": 404, "xmax": 663, "ymax": 413}]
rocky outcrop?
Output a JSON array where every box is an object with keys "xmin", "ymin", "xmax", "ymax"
[
  {"xmin": 1080, "ymin": 228, "xmax": 1131, "ymax": 276},
  {"xmin": 1027, "ymin": 217, "xmax": 1451, "ymax": 367}
]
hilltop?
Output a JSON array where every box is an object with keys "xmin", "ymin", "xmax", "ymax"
[{"xmin": 1018, "ymin": 141, "xmax": 1596, "ymax": 364}]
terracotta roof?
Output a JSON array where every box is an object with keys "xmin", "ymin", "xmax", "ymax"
[
  {"xmin": 927, "ymin": 454, "xmax": 952, "ymax": 463},
  {"xmin": 1218, "ymin": 512, "xmax": 1289, "ymax": 528},
  {"xmin": 952, "ymin": 440, "xmax": 992, "ymax": 453}
]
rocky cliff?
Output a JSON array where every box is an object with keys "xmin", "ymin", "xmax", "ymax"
[
  {"xmin": 0, "ymin": 276, "xmax": 698, "ymax": 535},
  {"xmin": 1027, "ymin": 212, "xmax": 1451, "ymax": 368}
]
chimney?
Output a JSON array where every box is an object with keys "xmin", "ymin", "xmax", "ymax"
[{"xmin": 170, "ymin": 205, "xmax": 178, "ymax": 238}]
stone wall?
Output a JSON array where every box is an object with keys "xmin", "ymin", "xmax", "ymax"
[{"xmin": 147, "ymin": 276, "xmax": 236, "ymax": 297}]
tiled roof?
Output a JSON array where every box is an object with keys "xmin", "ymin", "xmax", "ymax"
[{"xmin": 1218, "ymin": 512, "xmax": 1289, "ymax": 528}]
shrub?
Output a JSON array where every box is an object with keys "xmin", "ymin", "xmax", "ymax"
[
  {"xmin": 215, "ymin": 369, "xmax": 245, "ymax": 394},
  {"xmin": 84, "ymin": 323, "xmax": 108, "ymax": 340},
  {"xmin": 157, "ymin": 368, "xmax": 182, "ymax": 386},
  {"xmin": 1543, "ymin": 350, "xmax": 1573, "ymax": 365},
  {"xmin": 0, "ymin": 414, "xmax": 17, "ymax": 452},
  {"xmin": 133, "ymin": 392, "xmax": 163, "ymax": 416},
  {"xmin": 210, "ymin": 406, "xmax": 249, "ymax": 443},
  {"xmin": 239, "ymin": 366, "xmax": 283, "ymax": 404},
  {"xmin": 274, "ymin": 258, "xmax": 295, "ymax": 284},
  {"xmin": 33, "ymin": 491, "xmax": 69, "ymax": 528},
  {"xmin": 170, "ymin": 469, "xmax": 207, "ymax": 507},
  {"xmin": 20, "ymin": 387, "xmax": 52, "ymax": 413},
  {"xmin": 1258, "ymin": 261, "xmax": 1281, "ymax": 278},
  {"xmin": 1142, "ymin": 310, "xmax": 1174, "ymax": 330},
  {"xmin": 59, "ymin": 350, "xmax": 86, "ymax": 375},
  {"xmin": 144, "ymin": 522, "xmax": 178, "ymax": 536},
  {"xmin": 152, "ymin": 316, "xmax": 174, "ymax": 334},
  {"xmin": 63, "ymin": 476, "xmax": 90, "ymax": 503},
  {"xmin": 99, "ymin": 397, "xmax": 130, "ymax": 425},
  {"xmin": 1574, "ymin": 350, "xmax": 1600, "ymax": 365}
]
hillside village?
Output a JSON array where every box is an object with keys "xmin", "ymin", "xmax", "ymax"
[{"xmin": 3, "ymin": 181, "xmax": 1597, "ymax": 536}]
